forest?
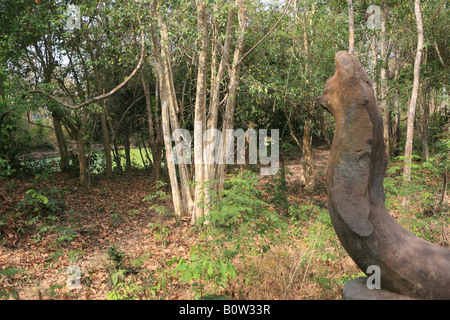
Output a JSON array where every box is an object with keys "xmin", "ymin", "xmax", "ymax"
[{"xmin": 0, "ymin": 0, "xmax": 448, "ymax": 301}]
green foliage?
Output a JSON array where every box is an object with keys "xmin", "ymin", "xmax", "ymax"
[
  {"xmin": 17, "ymin": 173, "xmax": 67, "ymax": 224},
  {"xmin": 382, "ymin": 153, "xmax": 449, "ymax": 243},
  {"xmin": 168, "ymin": 245, "xmax": 237, "ymax": 299},
  {"xmin": 106, "ymin": 269, "xmax": 140, "ymax": 300},
  {"xmin": 143, "ymin": 181, "xmax": 171, "ymax": 203},
  {"xmin": 109, "ymin": 213, "xmax": 123, "ymax": 227},
  {"xmin": 424, "ymin": 132, "xmax": 450, "ymax": 184},
  {"xmin": 89, "ymin": 152, "xmax": 107, "ymax": 175},
  {"xmin": 265, "ymin": 167, "xmax": 292, "ymax": 215},
  {"xmin": 148, "ymin": 222, "xmax": 170, "ymax": 244},
  {"xmin": 105, "ymin": 250, "xmax": 162, "ymax": 300},
  {"xmin": 167, "ymin": 170, "xmax": 287, "ymax": 299},
  {"xmin": 385, "ymin": 154, "xmax": 448, "ymax": 215},
  {"xmin": 205, "ymin": 170, "xmax": 285, "ymax": 238},
  {"xmin": 107, "ymin": 245, "xmax": 126, "ymax": 270},
  {"xmin": 0, "ymin": 0, "xmax": 448, "ymax": 301},
  {"xmin": 0, "ymin": 155, "xmax": 16, "ymax": 177},
  {"xmin": 288, "ymin": 197, "xmax": 328, "ymax": 225},
  {"xmin": 14, "ymin": 173, "xmax": 69, "ymax": 245},
  {"xmin": 105, "ymin": 269, "xmax": 137, "ymax": 300},
  {"xmin": 0, "ymin": 267, "xmax": 22, "ymax": 300},
  {"xmin": 145, "ymin": 180, "xmax": 175, "ymax": 244},
  {"xmin": 106, "ymin": 266, "xmax": 162, "ymax": 300}
]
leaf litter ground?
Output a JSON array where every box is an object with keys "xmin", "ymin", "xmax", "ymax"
[{"xmin": 4, "ymin": 147, "xmax": 439, "ymax": 300}]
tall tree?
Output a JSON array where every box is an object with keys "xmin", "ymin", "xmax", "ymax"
[
  {"xmin": 216, "ymin": 0, "xmax": 248, "ymax": 200},
  {"xmin": 30, "ymin": 4, "xmax": 147, "ymax": 187},
  {"xmin": 192, "ymin": 0, "xmax": 209, "ymax": 221},
  {"xmin": 403, "ymin": 0, "xmax": 424, "ymax": 207},
  {"xmin": 150, "ymin": 0, "xmax": 191, "ymax": 217},
  {"xmin": 380, "ymin": 1, "xmax": 390, "ymax": 156},
  {"xmin": 149, "ymin": 0, "xmax": 247, "ymax": 222}
]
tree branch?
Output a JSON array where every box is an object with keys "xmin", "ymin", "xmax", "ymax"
[
  {"xmin": 27, "ymin": 111, "xmax": 55, "ymax": 131},
  {"xmin": 30, "ymin": 17, "xmax": 147, "ymax": 111}
]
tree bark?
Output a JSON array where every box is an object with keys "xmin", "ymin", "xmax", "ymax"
[
  {"xmin": 150, "ymin": 0, "xmax": 247, "ymax": 222},
  {"xmin": 100, "ymin": 103, "xmax": 113, "ymax": 178},
  {"xmin": 347, "ymin": 0, "xmax": 354, "ymax": 53},
  {"xmin": 124, "ymin": 129, "xmax": 132, "ymax": 170},
  {"xmin": 192, "ymin": 0, "xmax": 209, "ymax": 222},
  {"xmin": 420, "ymin": 89, "xmax": 429, "ymax": 161},
  {"xmin": 403, "ymin": 0, "xmax": 424, "ymax": 208},
  {"xmin": 151, "ymin": 2, "xmax": 187, "ymax": 216},
  {"xmin": 299, "ymin": 107, "xmax": 316, "ymax": 191},
  {"xmin": 161, "ymin": 96, "xmax": 183, "ymax": 217},
  {"xmin": 52, "ymin": 114, "xmax": 69, "ymax": 171},
  {"xmin": 141, "ymin": 71, "xmax": 162, "ymax": 181},
  {"xmin": 371, "ymin": 34, "xmax": 378, "ymax": 99},
  {"xmin": 380, "ymin": 1, "xmax": 390, "ymax": 156},
  {"xmin": 75, "ymin": 129, "xmax": 87, "ymax": 188},
  {"xmin": 393, "ymin": 91, "xmax": 401, "ymax": 157},
  {"xmin": 217, "ymin": 0, "xmax": 247, "ymax": 194},
  {"xmin": 159, "ymin": 17, "xmax": 194, "ymax": 217},
  {"xmin": 205, "ymin": 3, "xmax": 234, "ymax": 187}
]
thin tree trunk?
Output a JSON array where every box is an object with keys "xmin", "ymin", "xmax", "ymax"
[
  {"xmin": 100, "ymin": 105, "xmax": 113, "ymax": 178},
  {"xmin": 140, "ymin": 137, "xmax": 151, "ymax": 168},
  {"xmin": 393, "ymin": 91, "xmax": 401, "ymax": 157},
  {"xmin": 371, "ymin": 34, "xmax": 378, "ymax": 98},
  {"xmin": 141, "ymin": 71, "xmax": 163, "ymax": 180},
  {"xmin": 217, "ymin": 0, "xmax": 247, "ymax": 194},
  {"xmin": 205, "ymin": 4, "xmax": 234, "ymax": 187},
  {"xmin": 403, "ymin": 0, "xmax": 424, "ymax": 208},
  {"xmin": 380, "ymin": 1, "xmax": 390, "ymax": 156},
  {"xmin": 75, "ymin": 129, "xmax": 87, "ymax": 188},
  {"xmin": 124, "ymin": 130, "xmax": 131, "ymax": 170},
  {"xmin": 52, "ymin": 115, "xmax": 69, "ymax": 171},
  {"xmin": 112, "ymin": 138, "xmax": 122, "ymax": 174},
  {"xmin": 159, "ymin": 8, "xmax": 193, "ymax": 216},
  {"xmin": 192, "ymin": 0, "xmax": 209, "ymax": 222},
  {"xmin": 0, "ymin": 68, "xmax": 5, "ymax": 103},
  {"xmin": 392, "ymin": 43, "xmax": 401, "ymax": 157},
  {"xmin": 138, "ymin": 139, "xmax": 148, "ymax": 170},
  {"xmin": 284, "ymin": 108, "xmax": 302, "ymax": 151},
  {"xmin": 301, "ymin": 3, "xmax": 316, "ymax": 191},
  {"xmin": 151, "ymin": 3, "xmax": 185, "ymax": 216},
  {"xmin": 299, "ymin": 108, "xmax": 316, "ymax": 191},
  {"xmin": 348, "ymin": 0, "xmax": 354, "ymax": 53},
  {"xmin": 421, "ymin": 89, "xmax": 430, "ymax": 161},
  {"xmin": 161, "ymin": 96, "xmax": 183, "ymax": 217}
]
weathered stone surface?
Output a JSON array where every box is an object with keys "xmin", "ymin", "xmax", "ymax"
[{"xmin": 317, "ymin": 51, "xmax": 450, "ymax": 300}]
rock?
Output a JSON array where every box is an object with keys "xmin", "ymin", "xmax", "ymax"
[{"xmin": 343, "ymin": 278, "xmax": 415, "ymax": 300}]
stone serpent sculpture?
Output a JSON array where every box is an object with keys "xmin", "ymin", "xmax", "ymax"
[{"xmin": 316, "ymin": 51, "xmax": 450, "ymax": 300}]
